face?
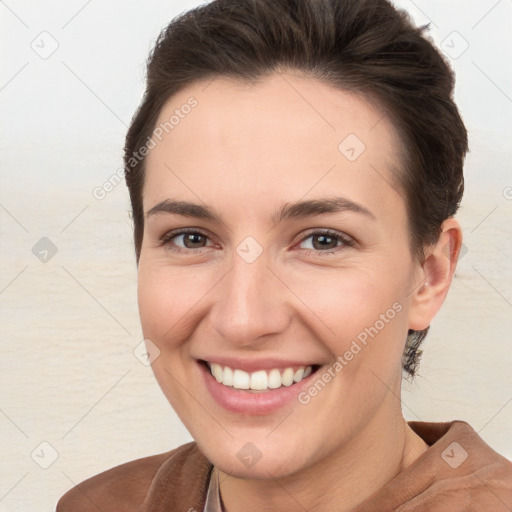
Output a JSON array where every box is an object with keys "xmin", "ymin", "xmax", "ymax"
[{"xmin": 138, "ymin": 71, "xmax": 424, "ymax": 478}]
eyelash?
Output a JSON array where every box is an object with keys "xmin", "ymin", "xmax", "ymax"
[{"xmin": 158, "ymin": 228, "xmax": 355, "ymax": 256}]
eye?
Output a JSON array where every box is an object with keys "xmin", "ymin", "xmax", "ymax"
[
  {"xmin": 158, "ymin": 228, "xmax": 353, "ymax": 255},
  {"xmin": 297, "ymin": 229, "xmax": 354, "ymax": 253},
  {"xmin": 159, "ymin": 229, "xmax": 213, "ymax": 253}
]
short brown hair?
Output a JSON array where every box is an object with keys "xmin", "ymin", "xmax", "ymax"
[{"xmin": 124, "ymin": 0, "xmax": 468, "ymax": 377}]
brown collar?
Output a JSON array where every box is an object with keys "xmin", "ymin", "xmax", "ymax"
[{"xmin": 140, "ymin": 421, "xmax": 512, "ymax": 511}]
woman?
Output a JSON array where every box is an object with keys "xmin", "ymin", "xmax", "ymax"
[{"xmin": 58, "ymin": 0, "xmax": 512, "ymax": 510}]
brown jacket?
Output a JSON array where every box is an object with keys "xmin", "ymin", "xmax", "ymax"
[{"xmin": 57, "ymin": 420, "xmax": 512, "ymax": 511}]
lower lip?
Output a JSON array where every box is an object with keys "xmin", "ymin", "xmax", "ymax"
[{"xmin": 199, "ymin": 361, "xmax": 318, "ymax": 415}]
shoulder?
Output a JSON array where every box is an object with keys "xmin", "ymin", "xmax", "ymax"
[
  {"xmin": 56, "ymin": 443, "xmax": 196, "ymax": 512},
  {"xmin": 408, "ymin": 420, "xmax": 512, "ymax": 510}
]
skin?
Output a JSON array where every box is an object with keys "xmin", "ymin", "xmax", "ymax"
[{"xmin": 138, "ymin": 70, "xmax": 462, "ymax": 511}]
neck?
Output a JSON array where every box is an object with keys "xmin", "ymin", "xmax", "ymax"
[{"xmin": 217, "ymin": 382, "xmax": 428, "ymax": 512}]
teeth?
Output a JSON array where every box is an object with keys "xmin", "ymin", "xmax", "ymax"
[
  {"xmin": 281, "ymin": 368, "xmax": 294, "ymax": 386},
  {"xmin": 208, "ymin": 362, "xmax": 314, "ymax": 391},
  {"xmin": 233, "ymin": 369, "xmax": 250, "ymax": 389},
  {"xmin": 223, "ymin": 366, "xmax": 233, "ymax": 386},
  {"xmin": 212, "ymin": 363, "xmax": 223, "ymax": 383},
  {"xmin": 250, "ymin": 370, "xmax": 268, "ymax": 390},
  {"xmin": 268, "ymin": 369, "xmax": 281, "ymax": 389}
]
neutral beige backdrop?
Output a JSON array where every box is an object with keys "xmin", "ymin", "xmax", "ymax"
[{"xmin": 1, "ymin": 1, "xmax": 511, "ymax": 510}]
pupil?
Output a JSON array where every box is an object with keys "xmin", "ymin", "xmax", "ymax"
[
  {"xmin": 185, "ymin": 233, "xmax": 204, "ymax": 248},
  {"xmin": 313, "ymin": 235, "xmax": 336, "ymax": 250}
]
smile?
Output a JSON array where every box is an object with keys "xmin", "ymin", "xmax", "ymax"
[
  {"xmin": 207, "ymin": 362, "xmax": 314, "ymax": 391},
  {"xmin": 199, "ymin": 358, "xmax": 322, "ymax": 414}
]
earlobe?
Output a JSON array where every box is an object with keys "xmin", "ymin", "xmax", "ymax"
[{"xmin": 408, "ymin": 218, "xmax": 463, "ymax": 331}]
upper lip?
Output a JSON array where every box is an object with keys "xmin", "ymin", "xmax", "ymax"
[{"xmin": 199, "ymin": 356, "xmax": 320, "ymax": 373}]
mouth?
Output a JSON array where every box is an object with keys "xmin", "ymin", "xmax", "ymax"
[
  {"xmin": 202, "ymin": 360, "xmax": 319, "ymax": 393},
  {"xmin": 198, "ymin": 359, "xmax": 322, "ymax": 414}
]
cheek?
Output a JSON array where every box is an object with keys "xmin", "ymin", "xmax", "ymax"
[
  {"xmin": 136, "ymin": 262, "xmax": 205, "ymax": 418},
  {"xmin": 137, "ymin": 261, "xmax": 207, "ymax": 342},
  {"xmin": 284, "ymin": 264, "xmax": 409, "ymax": 362},
  {"xmin": 137, "ymin": 266, "xmax": 170, "ymax": 339}
]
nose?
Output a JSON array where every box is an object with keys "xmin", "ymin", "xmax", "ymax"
[{"xmin": 208, "ymin": 251, "xmax": 291, "ymax": 347}]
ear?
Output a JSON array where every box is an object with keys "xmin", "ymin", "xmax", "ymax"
[{"xmin": 408, "ymin": 217, "xmax": 463, "ymax": 331}]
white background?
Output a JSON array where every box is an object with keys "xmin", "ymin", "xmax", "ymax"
[{"xmin": 1, "ymin": 1, "xmax": 511, "ymax": 510}]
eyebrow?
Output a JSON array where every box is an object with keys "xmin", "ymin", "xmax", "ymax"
[
  {"xmin": 146, "ymin": 197, "xmax": 376, "ymax": 223},
  {"xmin": 273, "ymin": 197, "xmax": 375, "ymax": 223},
  {"xmin": 146, "ymin": 200, "xmax": 222, "ymax": 222}
]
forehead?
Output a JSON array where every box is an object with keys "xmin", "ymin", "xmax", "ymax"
[{"xmin": 143, "ymin": 71, "xmax": 404, "ymax": 216}]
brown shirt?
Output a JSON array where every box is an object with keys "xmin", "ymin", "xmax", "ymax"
[{"xmin": 57, "ymin": 420, "xmax": 512, "ymax": 511}]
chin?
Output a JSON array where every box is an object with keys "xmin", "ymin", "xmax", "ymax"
[
  {"xmin": 208, "ymin": 448, "xmax": 306, "ymax": 480},
  {"xmin": 196, "ymin": 431, "xmax": 326, "ymax": 481}
]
